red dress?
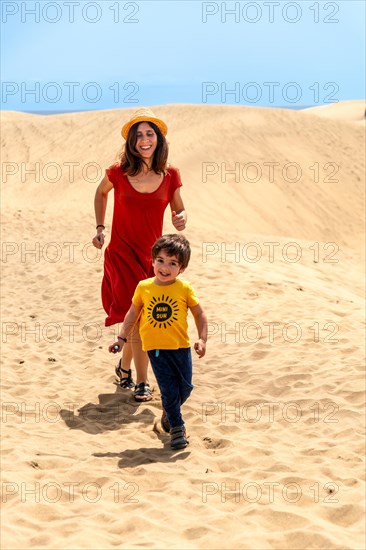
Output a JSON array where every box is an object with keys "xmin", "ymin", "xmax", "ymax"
[{"xmin": 102, "ymin": 163, "xmax": 183, "ymax": 326}]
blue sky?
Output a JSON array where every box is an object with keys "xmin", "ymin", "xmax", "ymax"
[{"xmin": 1, "ymin": 0, "xmax": 365, "ymax": 112}]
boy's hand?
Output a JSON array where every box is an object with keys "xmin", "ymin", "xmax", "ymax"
[
  {"xmin": 194, "ymin": 339, "xmax": 206, "ymax": 358},
  {"xmin": 109, "ymin": 341, "xmax": 122, "ymax": 354},
  {"xmin": 172, "ymin": 210, "xmax": 186, "ymax": 231}
]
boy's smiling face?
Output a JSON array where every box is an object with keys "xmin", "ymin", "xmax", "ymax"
[{"xmin": 153, "ymin": 250, "xmax": 184, "ymax": 285}]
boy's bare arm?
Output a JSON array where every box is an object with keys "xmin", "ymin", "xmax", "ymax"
[
  {"xmin": 108, "ymin": 303, "xmax": 142, "ymax": 353},
  {"xmin": 190, "ymin": 304, "xmax": 208, "ymax": 358}
]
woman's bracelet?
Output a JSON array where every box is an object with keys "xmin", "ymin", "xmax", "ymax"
[
  {"xmin": 96, "ymin": 224, "xmax": 105, "ymax": 230},
  {"xmin": 118, "ymin": 336, "xmax": 127, "ymax": 343}
]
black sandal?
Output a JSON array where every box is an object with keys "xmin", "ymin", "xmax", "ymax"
[
  {"xmin": 115, "ymin": 360, "xmax": 135, "ymax": 389},
  {"xmin": 170, "ymin": 425, "xmax": 189, "ymax": 450},
  {"xmin": 134, "ymin": 382, "xmax": 153, "ymax": 402}
]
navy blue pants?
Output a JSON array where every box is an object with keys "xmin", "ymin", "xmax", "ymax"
[{"xmin": 148, "ymin": 348, "xmax": 193, "ymax": 429}]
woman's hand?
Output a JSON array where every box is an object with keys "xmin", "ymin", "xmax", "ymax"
[
  {"xmin": 172, "ymin": 210, "xmax": 186, "ymax": 231},
  {"xmin": 109, "ymin": 341, "xmax": 123, "ymax": 353},
  {"xmin": 93, "ymin": 175, "xmax": 113, "ymax": 248},
  {"xmin": 92, "ymin": 228, "xmax": 105, "ymax": 249}
]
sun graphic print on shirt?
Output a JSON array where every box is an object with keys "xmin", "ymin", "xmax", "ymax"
[{"xmin": 146, "ymin": 294, "xmax": 179, "ymax": 329}]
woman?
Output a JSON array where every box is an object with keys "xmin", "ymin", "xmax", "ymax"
[{"xmin": 92, "ymin": 108, "xmax": 187, "ymax": 401}]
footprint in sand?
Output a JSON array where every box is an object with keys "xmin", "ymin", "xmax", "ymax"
[
  {"xmin": 250, "ymin": 349, "xmax": 270, "ymax": 360},
  {"xmin": 184, "ymin": 526, "xmax": 211, "ymax": 540},
  {"xmin": 202, "ymin": 437, "xmax": 232, "ymax": 450}
]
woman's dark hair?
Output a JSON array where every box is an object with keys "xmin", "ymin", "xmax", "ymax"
[
  {"xmin": 152, "ymin": 234, "xmax": 191, "ymax": 269},
  {"xmin": 120, "ymin": 121, "xmax": 168, "ymax": 176}
]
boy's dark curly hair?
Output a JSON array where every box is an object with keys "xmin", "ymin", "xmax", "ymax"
[{"xmin": 152, "ymin": 234, "xmax": 191, "ymax": 269}]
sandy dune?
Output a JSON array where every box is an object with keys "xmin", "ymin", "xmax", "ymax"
[{"xmin": 1, "ymin": 101, "xmax": 365, "ymax": 549}]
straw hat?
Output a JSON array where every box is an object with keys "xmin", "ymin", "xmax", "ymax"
[{"xmin": 121, "ymin": 108, "xmax": 168, "ymax": 140}]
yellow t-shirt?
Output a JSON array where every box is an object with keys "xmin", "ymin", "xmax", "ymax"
[{"xmin": 132, "ymin": 278, "xmax": 199, "ymax": 351}]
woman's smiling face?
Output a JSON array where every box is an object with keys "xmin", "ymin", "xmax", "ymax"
[{"xmin": 135, "ymin": 122, "xmax": 158, "ymax": 160}]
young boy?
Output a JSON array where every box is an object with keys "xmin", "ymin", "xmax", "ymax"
[{"xmin": 109, "ymin": 234, "xmax": 207, "ymax": 450}]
